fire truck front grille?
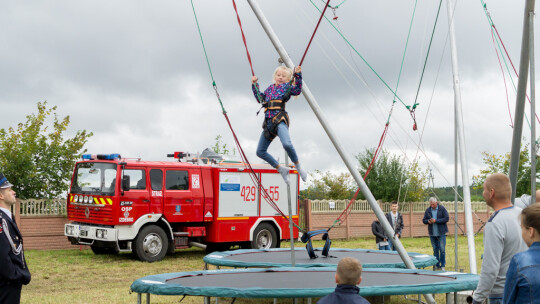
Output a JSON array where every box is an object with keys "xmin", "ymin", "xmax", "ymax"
[{"xmin": 68, "ymin": 206, "xmax": 114, "ymax": 223}]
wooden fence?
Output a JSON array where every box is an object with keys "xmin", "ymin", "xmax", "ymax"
[{"xmin": 10, "ymin": 199, "xmax": 73, "ymax": 250}]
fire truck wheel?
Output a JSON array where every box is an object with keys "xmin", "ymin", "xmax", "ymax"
[
  {"xmin": 251, "ymin": 223, "xmax": 278, "ymax": 249},
  {"xmin": 133, "ymin": 225, "xmax": 169, "ymax": 262}
]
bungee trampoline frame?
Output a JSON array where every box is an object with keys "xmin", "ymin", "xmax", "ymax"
[
  {"xmin": 131, "ymin": 267, "xmax": 479, "ymax": 303},
  {"xmin": 203, "ymin": 248, "xmax": 438, "ymax": 269}
]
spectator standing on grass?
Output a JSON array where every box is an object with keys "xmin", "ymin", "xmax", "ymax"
[
  {"xmin": 371, "ymin": 218, "xmax": 389, "ymax": 250},
  {"xmin": 317, "ymin": 257, "xmax": 370, "ymax": 304},
  {"xmin": 422, "ymin": 197, "xmax": 449, "ymax": 271},
  {"xmin": 502, "ymin": 204, "xmax": 540, "ymax": 304},
  {"xmin": 471, "ymin": 173, "xmax": 527, "ymax": 304},
  {"xmin": 0, "ymin": 172, "xmax": 31, "ymax": 304},
  {"xmin": 385, "ymin": 201, "xmax": 404, "ymax": 251}
]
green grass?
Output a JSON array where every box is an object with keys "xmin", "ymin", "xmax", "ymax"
[{"xmin": 22, "ymin": 235, "xmax": 484, "ymax": 303}]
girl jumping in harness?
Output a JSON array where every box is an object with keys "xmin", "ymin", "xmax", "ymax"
[{"xmin": 251, "ymin": 65, "xmax": 307, "ymax": 185}]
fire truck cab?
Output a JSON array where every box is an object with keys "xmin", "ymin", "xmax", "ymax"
[{"xmin": 64, "ymin": 153, "xmax": 299, "ymax": 262}]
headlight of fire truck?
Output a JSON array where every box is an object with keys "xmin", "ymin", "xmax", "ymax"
[
  {"xmin": 83, "ymin": 196, "xmax": 88, "ymax": 204},
  {"xmin": 96, "ymin": 229, "xmax": 107, "ymax": 239},
  {"xmin": 88, "ymin": 196, "xmax": 93, "ymax": 204},
  {"xmin": 66, "ymin": 225, "xmax": 73, "ymax": 235},
  {"xmin": 73, "ymin": 195, "xmax": 78, "ymax": 204}
]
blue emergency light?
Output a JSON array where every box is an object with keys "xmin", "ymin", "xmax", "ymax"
[{"xmin": 82, "ymin": 154, "xmax": 121, "ymax": 160}]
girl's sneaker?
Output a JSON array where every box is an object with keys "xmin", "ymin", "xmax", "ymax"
[
  {"xmin": 295, "ymin": 163, "xmax": 307, "ymax": 182},
  {"xmin": 277, "ymin": 166, "xmax": 290, "ymax": 185}
]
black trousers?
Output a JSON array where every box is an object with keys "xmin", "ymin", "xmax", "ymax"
[{"xmin": 0, "ymin": 281, "xmax": 22, "ymax": 304}]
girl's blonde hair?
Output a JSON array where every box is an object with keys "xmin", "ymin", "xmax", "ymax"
[{"xmin": 273, "ymin": 66, "xmax": 293, "ymax": 84}]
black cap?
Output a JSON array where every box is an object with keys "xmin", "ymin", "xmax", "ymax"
[{"xmin": 0, "ymin": 172, "xmax": 13, "ymax": 189}]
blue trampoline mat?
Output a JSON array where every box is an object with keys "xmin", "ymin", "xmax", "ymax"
[
  {"xmin": 131, "ymin": 267, "xmax": 479, "ymax": 299},
  {"xmin": 203, "ymin": 248, "xmax": 437, "ymax": 268}
]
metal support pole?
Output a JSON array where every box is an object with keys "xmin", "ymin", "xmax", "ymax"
[
  {"xmin": 445, "ymin": 0, "xmax": 477, "ymax": 274},
  {"xmin": 454, "ymin": 101, "xmax": 459, "ymax": 304},
  {"xmin": 285, "ymin": 153, "xmax": 296, "ymax": 266},
  {"xmin": 530, "ymin": 11, "xmax": 537, "ymax": 201},
  {"xmin": 246, "ymin": 0, "xmax": 434, "ymax": 302},
  {"xmin": 510, "ymin": 0, "xmax": 536, "ymax": 201}
]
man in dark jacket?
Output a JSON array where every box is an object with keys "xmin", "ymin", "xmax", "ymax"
[
  {"xmin": 0, "ymin": 173, "xmax": 31, "ymax": 304},
  {"xmin": 317, "ymin": 257, "xmax": 370, "ymax": 304},
  {"xmin": 385, "ymin": 201, "xmax": 404, "ymax": 250},
  {"xmin": 371, "ymin": 219, "xmax": 389, "ymax": 250},
  {"xmin": 422, "ymin": 197, "xmax": 449, "ymax": 271}
]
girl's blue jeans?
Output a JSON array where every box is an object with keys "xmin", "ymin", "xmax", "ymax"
[{"xmin": 256, "ymin": 121, "xmax": 299, "ymax": 168}]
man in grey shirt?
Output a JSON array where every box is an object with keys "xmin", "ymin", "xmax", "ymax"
[{"xmin": 472, "ymin": 173, "xmax": 528, "ymax": 304}]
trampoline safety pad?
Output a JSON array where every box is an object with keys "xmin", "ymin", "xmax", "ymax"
[
  {"xmin": 203, "ymin": 248, "xmax": 437, "ymax": 269},
  {"xmin": 131, "ymin": 267, "xmax": 479, "ymax": 299}
]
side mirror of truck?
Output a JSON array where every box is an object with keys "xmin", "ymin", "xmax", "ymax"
[{"xmin": 122, "ymin": 175, "xmax": 130, "ymax": 192}]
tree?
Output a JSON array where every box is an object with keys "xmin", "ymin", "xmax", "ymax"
[
  {"xmin": 301, "ymin": 170, "xmax": 355, "ymax": 200},
  {"xmin": 0, "ymin": 101, "xmax": 92, "ymax": 199},
  {"xmin": 403, "ymin": 159, "xmax": 429, "ymax": 202},
  {"xmin": 472, "ymin": 143, "xmax": 538, "ymax": 196},
  {"xmin": 356, "ymin": 148, "xmax": 409, "ymax": 201},
  {"xmin": 212, "ymin": 134, "xmax": 235, "ymax": 155}
]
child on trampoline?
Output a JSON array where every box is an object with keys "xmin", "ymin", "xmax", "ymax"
[
  {"xmin": 251, "ymin": 65, "xmax": 307, "ymax": 185},
  {"xmin": 317, "ymin": 257, "xmax": 370, "ymax": 304}
]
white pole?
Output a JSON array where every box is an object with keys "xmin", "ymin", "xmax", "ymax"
[
  {"xmin": 246, "ymin": 0, "xmax": 435, "ymax": 302},
  {"xmin": 530, "ymin": 11, "xmax": 537, "ymax": 202},
  {"xmin": 285, "ymin": 153, "xmax": 296, "ymax": 266},
  {"xmin": 445, "ymin": 0, "xmax": 477, "ymax": 274},
  {"xmin": 509, "ymin": 0, "xmax": 536, "ymax": 201}
]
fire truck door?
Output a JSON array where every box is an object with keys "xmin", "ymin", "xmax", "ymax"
[
  {"xmin": 120, "ymin": 169, "xmax": 150, "ymax": 223},
  {"xmin": 164, "ymin": 168, "xmax": 203, "ymax": 223},
  {"xmin": 149, "ymin": 169, "xmax": 164, "ymax": 214}
]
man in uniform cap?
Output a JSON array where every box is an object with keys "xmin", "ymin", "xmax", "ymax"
[{"xmin": 0, "ymin": 172, "xmax": 31, "ymax": 304}]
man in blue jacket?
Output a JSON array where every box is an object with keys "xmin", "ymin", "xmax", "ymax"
[
  {"xmin": 0, "ymin": 172, "xmax": 31, "ymax": 304},
  {"xmin": 422, "ymin": 197, "xmax": 449, "ymax": 271}
]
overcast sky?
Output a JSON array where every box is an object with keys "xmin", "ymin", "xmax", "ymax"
[{"xmin": 0, "ymin": 1, "xmax": 537, "ymax": 190}]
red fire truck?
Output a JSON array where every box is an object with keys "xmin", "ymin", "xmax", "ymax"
[{"xmin": 64, "ymin": 153, "xmax": 299, "ymax": 262}]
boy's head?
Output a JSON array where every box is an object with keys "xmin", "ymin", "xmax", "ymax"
[
  {"xmin": 391, "ymin": 201, "xmax": 399, "ymax": 212},
  {"xmin": 273, "ymin": 66, "xmax": 293, "ymax": 85},
  {"xmin": 335, "ymin": 257, "xmax": 362, "ymax": 285}
]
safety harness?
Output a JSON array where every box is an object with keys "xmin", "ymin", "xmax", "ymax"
[
  {"xmin": 300, "ymin": 229, "xmax": 333, "ymax": 259},
  {"xmin": 260, "ymin": 76, "xmax": 297, "ymax": 141},
  {"xmin": 262, "ymin": 109, "xmax": 290, "ymax": 141}
]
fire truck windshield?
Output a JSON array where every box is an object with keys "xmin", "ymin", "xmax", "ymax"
[{"xmin": 71, "ymin": 162, "xmax": 117, "ymax": 195}]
